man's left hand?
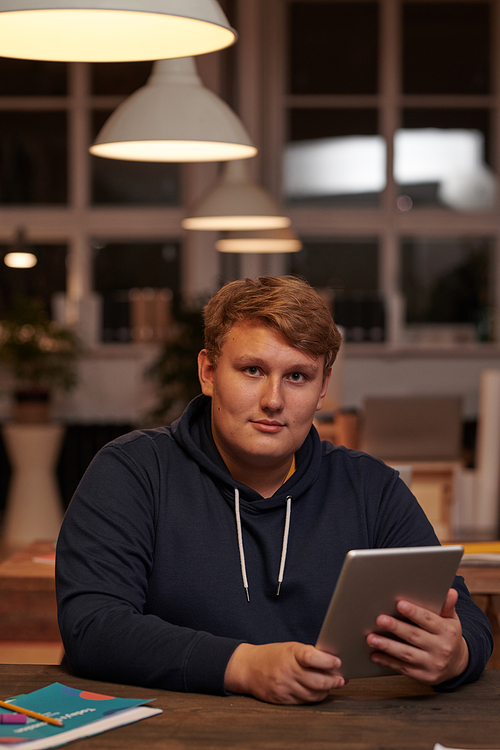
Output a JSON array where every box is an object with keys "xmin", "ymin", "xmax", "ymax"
[{"xmin": 366, "ymin": 588, "xmax": 469, "ymax": 685}]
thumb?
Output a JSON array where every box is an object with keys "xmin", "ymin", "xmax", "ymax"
[{"xmin": 440, "ymin": 587, "xmax": 459, "ymax": 618}]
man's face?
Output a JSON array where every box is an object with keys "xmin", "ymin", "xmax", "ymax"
[{"xmin": 198, "ymin": 321, "xmax": 331, "ymax": 473}]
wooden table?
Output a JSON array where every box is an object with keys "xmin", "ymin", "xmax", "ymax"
[
  {"xmin": 0, "ymin": 540, "xmax": 58, "ymax": 640},
  {"xmin": 1, "ymin": 664, "xmax": 499, "ymax": 750},
  {"xmin": 459, "ymin": 562, "xmax": 500, "ymax": 670}
]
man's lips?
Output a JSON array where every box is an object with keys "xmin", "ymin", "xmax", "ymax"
[{"xmin": 251, "ymin": 420, "xmax": 285, "ymax": 433}]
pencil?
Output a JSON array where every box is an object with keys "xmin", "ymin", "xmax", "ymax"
[{"xmin": 0, "ymin": 701, "xmax": 63, "ymax": 727}]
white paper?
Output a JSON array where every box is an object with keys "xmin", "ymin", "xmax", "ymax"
[{"xmin": 2, "ymin": 706, "xmax": 162, "ymax": 750}]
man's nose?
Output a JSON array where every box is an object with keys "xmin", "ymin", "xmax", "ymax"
[{"xmin": 260, "ymin": 376, "xmax": 284, "ymax": 411}]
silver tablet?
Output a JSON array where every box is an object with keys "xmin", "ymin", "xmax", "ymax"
[{"xmin": 315, "ymin": 545, "xmax": 464, "ymax": 679}]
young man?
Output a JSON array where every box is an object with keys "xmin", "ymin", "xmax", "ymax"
[{"xmin": 56, "ymin": 276, "xmax": 492, "ymax": 705}]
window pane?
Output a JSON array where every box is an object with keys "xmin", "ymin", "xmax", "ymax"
[
  {"xmin": 0, "ymin": 112, "xmax": 67, "ymax": 204},
  {"xmin": 403, "ymin": 2, "xmax": 490, "ymax": 95},
  {"xmin": 0, "ymin": 244, "xmax": 67, "ymax": 316},
  {"xmin": 401, "ymin": 237, "xmax": 493, "ymax": 340},
  {"xmin": 284, "ymin": 109, "xmax": 383, "ymax": 207},
  {"xmin": 0, "ymin": 58, "xmax": 67, "ymax": 95},
  {"xmin": 93, "ymin": 241, "xmax": 180, "ymax": 342},
  {"xmin": 395, "ymin": 109, "xmax": 494, "ymax": 210},
  {"xmin": 91, "ymin": 62, "xmax": 152, "ymax": 95},
  {"xmin": 289, "ymin": 238, "xmax": 384, "ymax": 342},
  {"xmin": 289, "ymin": 1, "xmax": 378, "ymax": 94},
  {"xmin": 91, "ymin": 111, "xmax": 181, "ymax": 205}
]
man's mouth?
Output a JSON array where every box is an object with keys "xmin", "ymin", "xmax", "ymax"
[{"xmin": 251, "ymin": 420, "xmax": 285, "ymax": 433}]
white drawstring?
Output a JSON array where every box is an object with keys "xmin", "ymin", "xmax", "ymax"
[
  {"xmin": 233, "ymin": 489, "xmax": 292, "ymax": 601},
  {"xmin": 276, "ymin": 495, "xmax": 292, "ymax": 596},
  {"xmin": 234, "ymin": 488, "xmax": 250, "ymax": 602}
]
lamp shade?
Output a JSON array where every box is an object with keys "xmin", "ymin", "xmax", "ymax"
[
  {"xmin": 182, "ymin": 160, "xmax": 291, "ymax": 230},
  {"xmin": 3, "ymin": 229, "xmax": 37, "ymax": 268},
  {"xmin": 0, "ymin": 0, "xmax": 236, "ymax": 62},
  {"xmin": 215, "ymin": 228, "xmax": 302, "ymax": 253},
  {"xmin": 90, "ymin": 58, "xmax": 257, "ymax": 162},
  {"xmin": 4, "ymin": 252, "xmax": 37, "ymax": 268}
]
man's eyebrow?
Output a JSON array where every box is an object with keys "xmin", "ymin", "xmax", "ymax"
[
  {"xmin": 232, "ymin": 355, "xmax": 320, "ymax": 375},
  {"xmin": 232, "ymin": 356, "xmax": 267, "ymax": 368}
]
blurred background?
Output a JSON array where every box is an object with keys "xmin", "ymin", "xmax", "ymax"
[{"xmin": 1, "ymin": 0, "xmax": 500, "ymax": 537}]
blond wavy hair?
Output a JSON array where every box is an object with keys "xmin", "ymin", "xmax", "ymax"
[{"xmin": 202, "ymin": 276, "xmax": 342, "ymax": 379}]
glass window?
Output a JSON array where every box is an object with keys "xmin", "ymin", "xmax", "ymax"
[
  {"xmin": 284, "ymin": 108, "xmax": 383, "ymax": 207},
  {"xmin": 289, "ymin": 1, "xmax": 379, "ymax": 95},
  {"xmin": 0, "ymin": 244, "xmax": 68, "ymax": 317},
  {"xmin": 0, "ymin": 112, "xmax": 67, "ymax": 204},
  {"xmin": 396, "ymin": 109, "xmax": 493, "ymax": 210},
  {"xmin": 93, "ymin": 241, "xmax": 181, "ymax": 342},
  {"xmin": 91, "ymin": 111, "xmax": 181, "ymax": 205},
  {"xmin": 289, "ymin": 238, "xmax": 384, "ymax": 341},
  {"xmin": 0, "ymin": 58, "xmax": 67, "ymax": 95},
  {"xmin": 401, "ymin": 236, "xmax": 493, "ymax": 341},
  {"xmin": 403, "ymin": 2, "xmax": 490, "ymax": 95},
  {"xmin": 91, "ymin": 62, "xmax": 152, "ymax": 95}
]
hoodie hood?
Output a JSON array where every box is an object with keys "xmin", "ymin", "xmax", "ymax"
[
  {"xmin": 170, "ymin": 394, "xmax": 325, "ymax": 600},
  {"xmin": 170, "ymin": 394, "xmax": 324, "ymax": 508}
]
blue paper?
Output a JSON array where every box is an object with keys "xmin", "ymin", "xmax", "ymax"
[{"xmin": 0, "ymin": 682, "xmax": 159, "ymax": 746}]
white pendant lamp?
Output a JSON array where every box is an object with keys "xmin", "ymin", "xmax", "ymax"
[
  {"xmin": 215, "ymin": 228, "xmax": 302, "ymax": 253},
  {"xmin": 182, "ymin": 160, "xmax": 292, "ymax": 231},
  {"xmin": 4, "ymin": 252, "xmax": 37, "ymax": 268},
  {"xmin": 90, "ymin": 57, "xmax": 257, "ymax": 163},
  {"xmin": 3, "ymin": 229, "xmax": 37, "ymax": 268},
  {"xmin": 0, "ymin": 1, "xmax": 236, "ymax": 62}
]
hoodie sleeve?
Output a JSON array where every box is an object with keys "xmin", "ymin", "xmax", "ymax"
[
  {"xmin": 370, "ymin": 463, "xmax": 494, "ymax": 689},
  {"xmin": 433, "ymin": 572, "xmax": 494, "ymax": 691},
  {"xmin": 56, "ymin": 437, "xmax": 243, "ymax": 695}
]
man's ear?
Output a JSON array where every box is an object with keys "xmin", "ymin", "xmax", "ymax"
[
  {"xmin": 315, "ymin": 368, "xmax": 332, "ymax": 412},
  {"xmin": 198, "ymin": 349, "xmax": 215, "ymax": 397}
]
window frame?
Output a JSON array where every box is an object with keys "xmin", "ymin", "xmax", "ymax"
[
  {"xmin": 261, "ymin": 0, "xmax": 500, "ymax": 347},
  {"xmin": 1, "ymin": 0, "xmax": 500, "ymax": 350}
]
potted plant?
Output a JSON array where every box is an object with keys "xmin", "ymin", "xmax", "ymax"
[
  {"xmin": 0, "ymin": 297, "xmax": 80, "ymax": 423},
  {"xmin": 145, "ymin": 306, "xmax": 204, "ymax": 426}
]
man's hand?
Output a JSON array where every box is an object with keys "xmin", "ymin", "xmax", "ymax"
[
  {"xmin": 366, "ymin": 587, "xmax": 469, "ymax": 685},
  {"xmin": 224, "ymin": 642, "xmax": 346, "ymax": 704}
]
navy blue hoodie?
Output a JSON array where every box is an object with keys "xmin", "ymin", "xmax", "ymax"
[{"xmin": 56, "ymin": 395, "xmax": 493, "ymax": 695}]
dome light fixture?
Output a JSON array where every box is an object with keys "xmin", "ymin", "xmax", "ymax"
[
  {"xmin": 215, "ymin": 228, "xmax": 302, "ymax": 254},
  {"xmin": 3, "ymin": 229, "xmax": 37, "ymax": 268},
  {"xmin": 90, "ymin": 57, "xmax": 257, "ymax": 163},
  {"xmin": 0, "ymin": 0, "xmax": 236, "ymax": 62},
  {"xmin": 182, "ymin": 160, "xmax": 291, "ymax": 231},
  {"xmin": 4, "ymin": 252, "xmax": 37, "ymax": 268}
]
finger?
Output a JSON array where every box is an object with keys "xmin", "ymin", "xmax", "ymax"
[
  {"xmin": 293, "ymin": 671, "xmax": 346, "ymax": 703},
  {"xmin": 271, "ymin": 669, "xmax": 346, "ymax": 705},
  {"xmin": 369, "ymin": 640, "xmax": 461, "ymax": 686},
  {"xmin": 370, "ymin": 649, "xmax": 428, "ymax": 680},
  {"xmin": 375, "ymin": 609, "xmax": 439, "ymax": 647},
  {"xmin": 439, "ymin": 587, "xmax": 459, "ymax": 618},
  {"xmin": 391, "ymin": 590, "xmax": 460, "ymax": 634},
  {"xmin": 296, "ymin": 644, "xmax": 342, "ymax": 672},
  {"xmin": 367, "ymin": 628, "xmax": 436, "ymax": 681},
  {"xmin": 367, "ymin": 630, "xmax": 425, "ymax": 665}
]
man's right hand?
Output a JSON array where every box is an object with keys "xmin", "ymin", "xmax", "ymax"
[{"xmin": 224, "ymin": 642, "xmax": 346, "ymax": 704}]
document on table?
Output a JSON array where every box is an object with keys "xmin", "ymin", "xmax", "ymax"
[
  {"xmin": 0, "ymin": 682, "xmax": 162, "ymax": 749},
  {"xmin": 435, "ymin": 744, "xmax": 500, "ymax": 750}
]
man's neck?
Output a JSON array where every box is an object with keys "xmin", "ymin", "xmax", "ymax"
[{"xmin": 217, "ymin": 449, "xmax": 294, "ymax": 498}]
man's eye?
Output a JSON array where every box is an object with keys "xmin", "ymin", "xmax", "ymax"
[
  {"xmin": 289, "ymin": 372, "xmax": 305, "ymax": 382},
  {"xmin": 244, "ymin": 366, "xmax": 260, "ymax": 375}
]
